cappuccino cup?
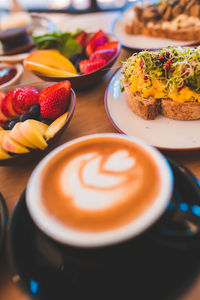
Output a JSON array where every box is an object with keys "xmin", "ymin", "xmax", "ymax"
[{"xmin": 26, "ymin": 133, "xmax": 173, "ymax": 248}]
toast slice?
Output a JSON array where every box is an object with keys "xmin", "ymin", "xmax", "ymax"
[
  {"xmin": 124, "ymin": 83, "xmax": 160, "ymax": 120},
  {"xmin": 124, "ymin": 84, "xmax": 200, "ymax": 120},
  {"xmin": 161, "ymin": 99, "xmax": 200, "ymax": 120}
]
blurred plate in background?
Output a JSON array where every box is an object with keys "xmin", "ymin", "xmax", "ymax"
[
  {"xmin": 112, "ymin": 10, "xmax": 198, "ymax": 50},
  {"xmin": 30, "ymin": 13, "xmax": 57, "ymax": 36}
]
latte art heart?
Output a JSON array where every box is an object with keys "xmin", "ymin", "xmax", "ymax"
[
  {"xmin": 40, "ymin": 137, "xmax": 161, "ymax": 232},
  {"xmin": 60, "ymin": 150, "xmax": 141, "ymax": 211}
]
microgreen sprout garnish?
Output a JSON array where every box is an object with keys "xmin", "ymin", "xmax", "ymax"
[{"xmin": 121, "ymin": 47, "xmax": 200, "ymax": 94}]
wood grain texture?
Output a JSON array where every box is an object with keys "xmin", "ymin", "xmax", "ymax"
[{"xmin": 0, "ymin": 47, "xmax": 200, "ymax": 300}]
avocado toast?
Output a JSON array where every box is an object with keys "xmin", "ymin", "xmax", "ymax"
[{"xmin": 121, "ymin": 47, "xmax": 200, "ymax": 120}]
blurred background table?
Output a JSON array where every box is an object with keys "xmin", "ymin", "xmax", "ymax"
[{"xmin": 0, "ymin": 10, "xmax": 200, "ymax": 300}]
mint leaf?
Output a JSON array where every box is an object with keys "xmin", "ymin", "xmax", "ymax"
[
  {"xmin": 71, "ymin": 29, "xmax": 83, "ymax": 38},
  {"xmin": 60, "ymin": 37, "xmax": 82, "ymax": 57},
  {"xmin": 33, "ymin": 31, "xmax": 83, "ymax": 57}
]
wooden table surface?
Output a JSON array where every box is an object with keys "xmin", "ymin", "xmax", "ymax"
[{"xmin": 0, "ymin": 14, "xmax": 200, "ymax": 299}]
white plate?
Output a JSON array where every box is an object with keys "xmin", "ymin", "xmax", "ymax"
[
  {"xmin": 104, "ymin": 68, "xmax": 200, "ymax": 150},
  {"xmin": 112, "ymin": 11, "xmax": 197, "ymax": 50},
  {"xmin": 0, "ymin": 53, "xmax": 28, "ymax": 63}
]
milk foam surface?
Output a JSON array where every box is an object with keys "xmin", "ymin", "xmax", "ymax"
[
  {"xmin": 60, "ymin": 150, "xmax": 140, "ymax": 211},
  {"xmin": 40, "ymin": 136, "xmax": 161, "ymax": 233}
]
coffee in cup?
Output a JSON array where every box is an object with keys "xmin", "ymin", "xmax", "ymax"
[{"xmin": 26, "ymin": 134, "xmax": 173, "ymax": 247}]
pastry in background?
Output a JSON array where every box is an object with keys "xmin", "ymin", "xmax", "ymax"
[
  {"xmin": 0, "ymin": 12, "xmax": 33, "ymax": 55},
  {"xmin": 124, "ymin": 0, "xmax": 200, "ymax": 41},
  {"xmin": 0, "ymin": 12, "xmax": 32, "ymax": 31}
]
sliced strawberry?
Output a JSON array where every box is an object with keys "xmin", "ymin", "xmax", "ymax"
[
  {"xmin": 74, "ymin": 31, "xmax": 89, "ymax": 49},
  {"xmin": 12, "ymin": 88, "xmax": 27, "ymax": 114},
  {"xmin": 0, "ymin": 93, "xmax": 8, "ymax": 123},
  {"xmin": 40, "ymin": 81, "xmax": 71, "ymax": 120},
  {"xmin": 89, "ymin": 30, "xmax": 107, "ymax": 43},
  {"xmin": 96, "ymin": 41, "xmax": 119, "ymax": 51},
  {"xmin": 79, "ymin": 58, "xmax": 106, "ymax": 74},
  {"xmin": 2, "ymin": 91, "xmax": 19, "ymax": 118},
  {"xmin": 12, "ymin": 87, "xmax": 39, "ymax": 114},
  {"xmin": 86, "ymin": 31, "xmax": 108, "ymax": 57},
  {"xmin": 0, "ymin": 92, "xmax": 6, "ymax": 100},
  {"xmin": 90, "ymin": 48, "xmax": 117, "ymax": 62},
  {"xmin": 39, "ymin": 81, "xmax": 71, "ymax": 104}
]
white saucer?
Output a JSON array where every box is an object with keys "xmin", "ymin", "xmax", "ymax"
[
  {"xmin": 0, "ymin": 53, "xmax": 28, "ymax": 63},
  {"xmin": 112, "ymin": 12, "xmax": 197, "ymax": 50},
  {"xmin": 104, "ymin": 68, "xmax": 200, "ymax": 150}
]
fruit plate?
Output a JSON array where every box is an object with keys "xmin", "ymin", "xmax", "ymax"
[
  {"xmin": 30, "ymin": 33, "xmax": 121, "ymax": 91},
  {"xmin": 104, "ymin": 68, "xmax": 200, "ymax": 151},
  {"xmin": 111, "ymin": 11, "xmax": 199, "ymax": 51},
  {"xmin": 0, "ymin": 82, "xmax": 76, "ymax": 166}
]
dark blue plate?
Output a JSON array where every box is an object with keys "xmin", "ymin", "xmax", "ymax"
[
  {"xmin": 0, "ymin": 193, "xmax": 8, "ymax": 252},
  {"xmin": 7, "ymin": 159, "xmax": 200, "ymax": 300}
]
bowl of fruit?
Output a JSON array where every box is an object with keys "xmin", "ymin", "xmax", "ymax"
[
  {"xmin": 23, "ymin": 29, "xmax": 121, "ymax": 90},
  {"xmin": 0, "ymin": 80, "xmax": 76, "ymax": 166}
]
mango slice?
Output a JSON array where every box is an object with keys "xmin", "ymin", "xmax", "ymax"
[
  {"xmin": 24, "ymin": 61, "xmax": 78, "ymax": 77},
  {"xmin": 45, "ymin": 112, "xmax": 68, "ymax": 139},
  {"xmin": 2, "ymin": 134, "xmax": 29, "ymax": 154},
  {"xmin": 24, "ymin": 49, "xmax": 78, "ymax": 75},
  {"xmin": 0, "ymin": 131, "xmax": 10, "ymax": 158},
  {"xmin": 25, "ymin": 120, "xmax": 48, "ymax": 135},
  {"xmin": 0, "ymin": 130, "xmax": 8, "ymax": 143},
  {"xmin": 0, "ymin": 148, "xmax": 10, "ymax": 158},
  {"xmin": 10, "ymin": 122, "xmax": 36, "ymax": 149},
  {"xmin": 19, "ymin": 120, "xmax": 48, "ymax": 150}
]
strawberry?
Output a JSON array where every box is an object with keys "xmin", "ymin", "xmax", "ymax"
[
  {"xmin": 39, "ymin": 81, "xmax": 71, "ymax": 104},
  {"xmin": 0, "ymin": 92, "xmax": 6, "ymax": 105},
  {"xmin": 96, "ymin": 41, "xmax": 119, "ymax": 51},
  {"xmin": 12, "ymin": 88, "xmax": 26, "ymax": 114},
  {"xmin": 79, "ymin": 58, "xmax": 106, "ymax": 74},
  {"xmin": 40, "ymin": 81, "xmax": 71, "ymax": 120},
  {"xmin": 74, "ymin": 31, "xmax": 88, "ymax": 49},
  {"xmin": 86, "ymin": 36, "xmax": 108, "ymax": 57},
  {"xmin": 90, "ymin": 48, "xmax": 117, "ymax": 62},
  {"xmin": 2, "ymin": 90, "xmax": 19, "ymax": 118},
  {"xmin": 12, "ymin": 87, "xmax": 39, "ymax": 114},
  {"xmin": 0, "ymin": 92, "xmax": 6, "ymax": 100},
  {"xmin": 0, "ymin": 92, "xmax": 8, "ymax": 123},
  {"xmin": 89, "ymin": 30, "xmax": 106, "ymax": 43},
  {"xmin": 86, "ymin": 30, "xmax": 108, "ymax": 57}
]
